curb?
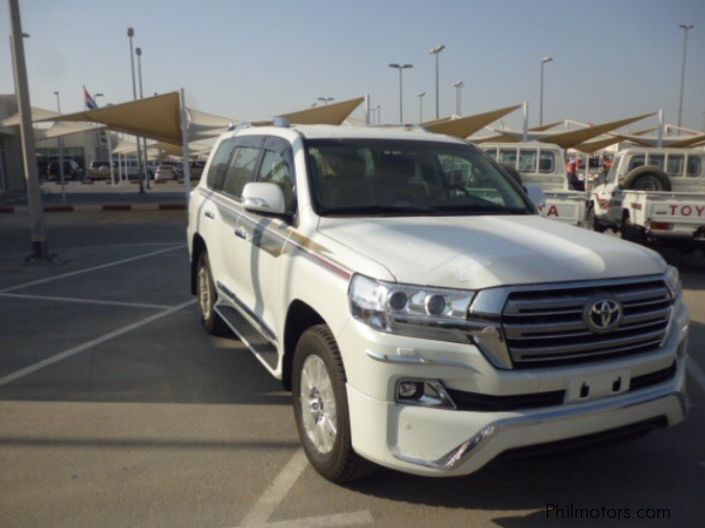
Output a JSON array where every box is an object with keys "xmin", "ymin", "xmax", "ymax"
[{"xmin": 0, "ymin": 203, "xmax": 186, "ymax": 214}]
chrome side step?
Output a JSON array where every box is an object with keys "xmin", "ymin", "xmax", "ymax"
[{"xmin": 214, "ymin": 303, "xmax": 278, "ymax": 370}]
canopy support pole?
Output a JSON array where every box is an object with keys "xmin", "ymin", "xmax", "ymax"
[
  {"xmin": 180, "ymin": 88, "xmax": 191, "ymax": 201},
  {"xmin": 657, "ymin": 109, "xmax": 664, "ymax": 148},
  {"xmin": 9, "ymin": 0, "xmax": 48, "ymax": 260}
]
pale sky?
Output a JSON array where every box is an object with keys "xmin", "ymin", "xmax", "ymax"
[{"xmin": 1, "ymin": 0, "xmax": 704, "ymax": 131}]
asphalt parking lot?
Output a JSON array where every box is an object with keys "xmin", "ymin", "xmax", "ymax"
[{"xmin": 1, "ymin": 211, "xmax": 704, "ymax": 528}]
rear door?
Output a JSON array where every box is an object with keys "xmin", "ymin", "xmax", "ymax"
[{"xmin": 195, "ymin": 137, "xmax": 237, "ymax": 281}]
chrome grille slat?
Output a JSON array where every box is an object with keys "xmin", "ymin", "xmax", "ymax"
[
  {"xmin": 512, "ymin": 339, "xmax": 665, "ymax": 364},
  {"xmin": 510, "ymin": 328, "xmax": 667, "ymax": 357},
  {"xmin": 502, "ymin": 278, "xmax": 673, "ymax": 368}
]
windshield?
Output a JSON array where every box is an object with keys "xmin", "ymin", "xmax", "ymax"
[{"xmin": 304, "ymin": 139, "xmax": 534, "ymax": 216}]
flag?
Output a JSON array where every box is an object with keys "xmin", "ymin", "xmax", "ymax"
[{"xmin": 83, "ymin": 85, "xmax": 98, "ymax": 110}]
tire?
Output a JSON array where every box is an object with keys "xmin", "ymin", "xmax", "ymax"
[
  {"xmin": 196, "ymin": 252, "xmax": 229, "ymax": 336},
  {"xmin": 292, "ymin": 325, "xmax": 376, "ymax": 483},
  {"xmin": 501, "ymin": 164, "xmax": 522, "ymax": 186},
  {"xmin": 587, "ymin": 204, "xmax": 605, "ymax": 233},
  {"xmin": 620, "ymin": 214, "xmax": 646, "ymax": 245},
  {"xmin": 621, "ymin": 166, "xmax": 671, "ymax": 192}
]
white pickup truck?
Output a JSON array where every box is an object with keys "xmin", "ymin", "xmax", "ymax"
[
  {"xmin": 591, "ymin": 147, "xmax": 705, "ymax": 250},
  {"xmin": 480, "ymin": 142, "xmax": 587, "ymax": 226},
  {"xmin": 188, "ymin": 124, "xmax": 688, "ymax": 483}
]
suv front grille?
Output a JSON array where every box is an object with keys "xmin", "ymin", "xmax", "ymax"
[{"xmin": 502, "ymin": 278, "xmax": 673, "ymax": 368}]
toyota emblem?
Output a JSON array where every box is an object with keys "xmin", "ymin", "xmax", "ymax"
[{"xmin": 583, "ymin": 297, "xmax": 623, "ymax": 334}]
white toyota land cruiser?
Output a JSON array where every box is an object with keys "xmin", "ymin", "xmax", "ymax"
[{"xmin": 187, "ymin": 122, "xmax": 688, "ymax": 483}]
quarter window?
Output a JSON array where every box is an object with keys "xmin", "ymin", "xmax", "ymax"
[
  {"xmin": 206, "ymin": 139, "xmax": 236, "ymax": 190},
  {"xmin": 686, "ymin": 155, "xmax": 702, "ymax": 177},
  {"xmin": 222, "ymin": 146, "xmax": 260, "ymax": 198},
  {"xmin": 666, "ymin": 155, "xmax": 684, "ymax": 177},
  {"xmin": 259, "ymin": 150, "xmax": 295, "ymax": 210},
  {"xmin": 538, "ymin": 150, "xmax": 555, "ymax": 173},
  {"xmin": 518, "ymin": 149, "xmax": 537, "ymax": 172}
]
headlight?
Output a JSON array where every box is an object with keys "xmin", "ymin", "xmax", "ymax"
[
  {"xmin": 348, "ymin": 274, "xmax": 475, "ymax": 342},
  {"xmin": 665, "ymin": 265, "xmax": 682, "ymax": 300}
]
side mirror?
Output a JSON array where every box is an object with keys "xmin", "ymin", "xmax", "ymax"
[
  {"xmin": 524, "ymin": 183, "xmax": 546, "ymax": 211},
  {"xmin": 242, "ymin": 182, "xmax": 287, "ymax": 215}
]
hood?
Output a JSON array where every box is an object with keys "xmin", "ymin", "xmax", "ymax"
[{"xmin": 317, "ymin": 215, "xmax": 666, "ymax": 290}]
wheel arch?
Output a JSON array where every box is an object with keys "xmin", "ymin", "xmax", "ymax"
[{"xmin": 282, "ymin": 299, "xmax": 329, "ymax": 391}]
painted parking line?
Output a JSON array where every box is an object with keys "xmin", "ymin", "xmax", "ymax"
[
  {"xmin": 0, "ymin": 292, "xmax": 170, "ymax": 310},
  {"xmin": 236, "ymin": 449, "xmax": 373, "ymax": 528},
  {"xmin": 240, "ymin": 450, "xmax": 310, "ymax": 526},
  {"xmin": 0, "ymin": 244, "xmax": 185, "ymax": 294},
  {"xmin": 239, "ymin": 511, "xmax": 374, "ymax": 528},
  {"xmin": 686, "ymin": 357, "xmax": 705, "ymax": 394},
  {"xmin": 0, "ymin": 298, "xmax": 196, "ymax": 389}
]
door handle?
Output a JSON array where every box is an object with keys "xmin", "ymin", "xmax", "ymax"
[
  {"xmin": 204, "ymin": 210, "xmax": 215, "ymax": 219},
  {"xmin": 235, "ymin": 226, "xmax": 251, "ymax": 241}
]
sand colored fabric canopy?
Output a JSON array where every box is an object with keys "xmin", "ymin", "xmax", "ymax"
[
  {"xmin": 422, "ymin": 105, "xmax": 521, "ymax": 138},
  {"xmin": 278, "ymin": 97, "xmax": 364, "ymax": 125},
  {"xmin": 42, "ymin": 93, "xmax": 365, "ymax": 145},
  {"xmin": 39, "ymin": 92, "xmax": 184, "ymax": 144},
  {"xmin": 1, "ymin": 106, "xmax": 60, "ymax": 127},
  {"xmin": 540, "ymin": 113, "xmax": 655, "ymax": 149},
  {"xmin": 572, "ymin": 136, "xmax": 624, "ymax": 154},
  {"xmin": 36, "ymin": 121, "xmax": 105, "ymax": 140}
]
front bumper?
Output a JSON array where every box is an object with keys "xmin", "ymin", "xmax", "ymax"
[
  {"xmin": 346, "ymin": 362, "xmax": 686, "ymax": 477},
  {"xmin": 339, "ymin": 301, "xmax": 689, "ymax": 477}
]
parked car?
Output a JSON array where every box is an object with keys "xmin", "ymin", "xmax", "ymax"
[
  {"xmin": 155, "ymin": 163, "xmax": 177, "ymax": 181},
  {"xmin": 188, "ymin": 123, "xmax": 688, "ymax": 483},
  {"xmin": 87, "ymin": 160, "xmax": 113, "ymax": 181},
  {"xmin": 481, "ymin": 142, "xmax": 588, "ymax": 226},
  {"xmin": 591, "ymin": 147, "xmax": 705, "ymax": 251},
  {"xmin": 47, "ymin": 159, "xmax": 84, "ymax": 181}
]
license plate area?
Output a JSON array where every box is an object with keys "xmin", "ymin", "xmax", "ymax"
[{"xmin": 566, "ymin": 370, "xmax": 630, "ymax": 403}]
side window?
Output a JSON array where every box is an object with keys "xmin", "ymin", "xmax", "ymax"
[
  {"xmin": 222, "ymin": 146, "xmax": 260, "ymax": 198},
  {"xmin": 666, "ymin": 155, "xmax": 684, "ymax": 177},
  {"xmin": 628, "ymin": 154, "xmax": 645, "ymax": 171},
  {"xmin": 499, "ymin": 149, "xmax": 517, "ymax": 168},
  {"xmin": 259, "ymin": 150, "xmax": 295, "ymax": 211},
  {"xmin": 647, "ymin": 153, "xmax": 665, "ymax": 171},
  {"xmin": 538, "ymin": 150, "xmax": 555, "ymax": 173},
  {"xmin": 686, "ymin": 155, "xmax": 702, "ymax": 177},
  {"xmin": 206, "ymin": 139, "xmax": 236, "ymax": 190},
  {"xmin": 518, "ymin": 149, "xmax": 537, "ymax": 172}
]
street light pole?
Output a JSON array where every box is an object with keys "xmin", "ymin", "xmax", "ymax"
[
  {"xmin": 388, "ymin": 63, "xmax": 413, "ymax": 123},
  {"xmin": 9, "ymin": 0, "xmax": 48, "ymax": 259},
  {"xmin": 677, "ymin": 24, "xmax": 694, "ymax": 131},
  {"xmin": 429, "ymin": 44, "xmax": 445, "ymax": 120},
  {"xmin": 135, "ymin": 47, "xmax": 149, "ymax": 189},
  {"xmin": 539, "ymin": 56, "xmax": 553, "ymax": 127},
  {"xmin": 416, "ymin": 92, "xmax": 426, "ymax": 123},
  {"xmin": 127, "ymin": 27, "xmax": 145, "ymax": 193},
  {"xmin": 53, "ymin": 90, "xmax": 66, "ymax": 203},
  {"xmin": 451, "ymin": 81, "xmax": 464, "ymax": 116}
]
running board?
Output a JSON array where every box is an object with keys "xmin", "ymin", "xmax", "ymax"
[{"xmin": 214, "ymin": 303, "xmax": 278, "ymax": 370}]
